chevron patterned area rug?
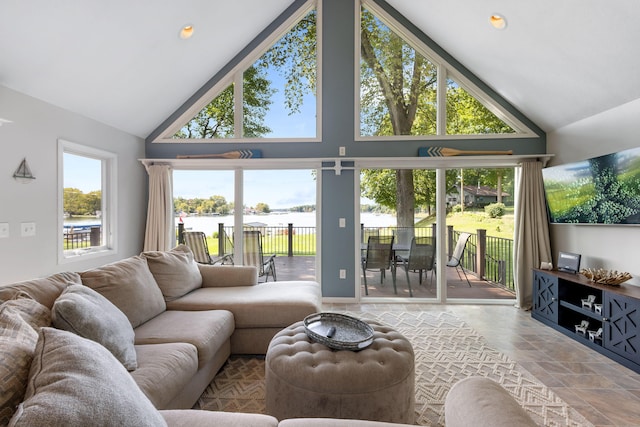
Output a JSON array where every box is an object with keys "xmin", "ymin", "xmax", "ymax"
[{"xmin": 195, "ymin": 311, "xmax": 592, "ymax": 426}]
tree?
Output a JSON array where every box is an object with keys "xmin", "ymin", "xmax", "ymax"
[{"xmin": 255, "ymin": 203, "xmax": 271, "ymax": 214}]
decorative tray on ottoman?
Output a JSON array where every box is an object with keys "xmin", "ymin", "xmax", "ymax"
[{"xmin": 303, "ymin": 312, "xmax": 374, "ymax": 351}]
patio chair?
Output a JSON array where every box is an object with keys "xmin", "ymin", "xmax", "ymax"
[
  {"xmin": 447, "ymin": 232, "xmax": 472, "ymax": 287},
  {"xmin": 396, "ymin": 236, "xmax": 436, "ymax": 296},
  {"xmin": 182, "ymin": 231, "xmax": 217, "ymax": 264},
  {"xmin": 217, "ymin": 228, "xmax": 235, "ymax": 265},
  {"xmin": 243, "ymin": 230, "xmax": 277, "ymax": 282},
  {"xmin": 361, "ymin": 235, "xmax": 395, "ymax": 295}
]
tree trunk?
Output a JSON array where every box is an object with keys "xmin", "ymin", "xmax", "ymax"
[
  {"xmin": 396, "ymin": 170, "xmax": 414, "ymax": 228},
  {"xmin": 497, "ymin": 174, "xmax": 503, "ymax": 203}
]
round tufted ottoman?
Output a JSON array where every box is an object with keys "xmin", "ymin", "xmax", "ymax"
[{"xmin": 265, "ymin": 320, "xmax": 415, "ymax": 424}]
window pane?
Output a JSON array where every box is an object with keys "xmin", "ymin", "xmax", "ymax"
[
  {"xmin": 173, "ymin": 83, "xmax": 235, "ymax": 139},
  {"xmin": 360, "ymin": 7, "xmax": 438, "ymax": 137},
  {"xmin": 446, "ymin": 78, "xmax": 515, "ymax": 135},
  {"xmin": 173, "ymin": 7, "xmax": 317, "ymax": 140},
  {"xmin": 247, "ymin": 8, "xmax": 317, "ymax": 138},
  {"xmin": 63, "ymin": 153, "xmax": 103, "ymax": 251}
]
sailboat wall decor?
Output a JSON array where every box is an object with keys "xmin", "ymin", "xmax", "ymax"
[{"xmin": 13, "ymin": 158, "xmax": 35, "ymax": 183}]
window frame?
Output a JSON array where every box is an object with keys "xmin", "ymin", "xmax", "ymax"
[
  {"xmin": 58, "ymin": 139, "xmax": 117, "ymax": 263},
  {"xmin": 355, "ymin": 0, "xmax": 538, "ymax": 141},
  {"xmin": 154, "ymin": 0, "xmax": 322, "ymax": 143}
]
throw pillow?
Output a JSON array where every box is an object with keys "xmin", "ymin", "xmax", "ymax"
[
  {"xmin": 80, "ymin": 256, "xmax": 166, "ymax": 328},
  {"xmin": 52, "ymin": 284, "xmax": 137, "ymax": 370},
  {"xmin": 142, "ymin": 245, "xmax": 203, "ymax": 301},
  {"xmin": 0, "ymin": 295, "xmax": 51, "ymax": 425},
  {"xmin": 9, "ymin": 327, "xmax": 167, "ymax": 427}
]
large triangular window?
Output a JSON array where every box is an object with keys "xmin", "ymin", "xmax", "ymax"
[
  {"xmin": 165, "ymin": 2, "xmax": 318, "ymax": 142},
  {"xmin": 359, "ymin": 0, "xmax": 534, "ymax": 139}
]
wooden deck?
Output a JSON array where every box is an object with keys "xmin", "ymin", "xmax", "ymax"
[{"xmin": 271, "ymin": 255, "xmax": 515, "ymax": 300}]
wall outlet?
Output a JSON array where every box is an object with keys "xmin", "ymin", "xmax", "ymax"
[
  {"xmin": 339, "ymin": 146, "xmax": 346, "ymax": 156},
  {"xmin": 21, "ymin": 222, "xmax": 36, "ymax": 237},
  {"xmin": 339, "ymin": 269, "xmax": 346, "ymax": 279},
  {"xmin": 0, "ymin": 223, "xmax": 8, "ymax": 238}
]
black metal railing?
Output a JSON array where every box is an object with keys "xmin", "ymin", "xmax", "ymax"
[{"xmin": 176, "ymin": 222, "xmax": 514, "ymax": 290}]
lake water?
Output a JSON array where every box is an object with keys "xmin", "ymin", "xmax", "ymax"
[
  {"xmin": 65, "ymin": 212, "xmax": 398, "ymax": 235},
  {"xmin": 178, "ymin": 212, "xmax": 397, "ymax": 236}
]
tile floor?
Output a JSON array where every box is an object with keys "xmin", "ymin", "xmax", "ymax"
[{"xmin": 324, "ymin": 303, "xmax": 640, "ymax": 427}]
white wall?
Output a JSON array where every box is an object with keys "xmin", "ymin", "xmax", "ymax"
[
  {"xmin": 0, "ymin": 86, "xmax": 147, "ymax": 285},
  {"xmin": 547, "ymin": 98, "xmax": 640, "ymax": 283}
]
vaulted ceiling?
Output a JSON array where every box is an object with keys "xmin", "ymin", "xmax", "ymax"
[{"xmin": 1, "ymin": 0, "xmax": 639, "ymax": 138}]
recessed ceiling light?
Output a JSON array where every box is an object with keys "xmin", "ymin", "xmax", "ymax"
[
  {"xmin": 179, "ymin": 24, "xmax": 194, "ymax": 39},
  {"xmin": 489, "ymin": 14, "xmax": 507, "ymax": 30}
]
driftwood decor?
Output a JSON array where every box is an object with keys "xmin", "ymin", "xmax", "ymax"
[{"xmin": 580, "ymin": 268, "xmax": 632, "ymax": 286}]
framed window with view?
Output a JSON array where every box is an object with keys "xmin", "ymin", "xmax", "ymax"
[{"xmin": 58, "ymin": 139, "xmax": 117, "ymax": 262}]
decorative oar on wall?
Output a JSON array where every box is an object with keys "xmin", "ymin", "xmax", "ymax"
[
  {"xmin": 177, "ymin": 149, "xmax": 263, "ymax": 159},
  {"xmin": 418, "ymin": 147, "xmax": 513, "ymax": 157}
]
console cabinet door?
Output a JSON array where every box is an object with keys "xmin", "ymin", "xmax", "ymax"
[
  {"xmin": 604, "ymin": 293, "xmax": 640, "ymax": 365},
  {"xmin": 533, "ymin": 271, "xmax": 559, "ymax": 323}
]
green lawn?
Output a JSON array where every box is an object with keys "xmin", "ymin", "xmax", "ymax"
[{"xmin": 416, "ymin": 208, "xmax": 514, "ymax": 239}]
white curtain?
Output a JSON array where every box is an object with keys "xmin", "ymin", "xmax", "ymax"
[
  {"xmin": 514, "ymin": 161, "xmax": 552, "ymax": 309},
  {"xmin": 143, "ymin": 164, "xmax": 174, "ymax": 252}
]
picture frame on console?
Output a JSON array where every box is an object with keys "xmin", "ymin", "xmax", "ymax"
[{"xmin": 557, "ymin": 251, "xmax": 581, "ymax": 274}]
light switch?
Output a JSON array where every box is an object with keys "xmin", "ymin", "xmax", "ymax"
[
  {"xmin": 21, "ymin": 222, "xmax": 36, "ymax": 237},
  {"xmin": 339, "ymin": 146, "xmax": 346, "ymax": 156},
  {"xmin": 339, "ymin": 218, "xmax": 346, "ymax": 228},
  {"xmin": 339, "ymin": 269, "xmax": 346, "ymax": 279},
  {"xmin": 0, "ymin": 223, "xmax": 8, "ymax": 238}
]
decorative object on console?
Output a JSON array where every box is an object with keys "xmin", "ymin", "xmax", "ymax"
[
  {"xmin": 588, "ymin": 327, "xmax": 603, "ymax": 343},
  {"xmin": 580, "ymin": 268, "xmax": 632, "ymax": 286},
  {"xmin": 557, "ymin": 251, "xmax": 581, "ymax": 274},
  {"xmin": 575, "ymin": 320, "xmax": 589, "ymax": 335},
  {"xmin": 581, "ymin": 294, "xmax": 596, "ymax": 310},
  {"xmin": 176, "ymin": 149, "xmax": 263, "ymax": 159},
  {"xmin": 594, "ymin": 303, "xmax": 602, "ymax": 314},
  {"xmin": 418, "ymin": 147, "xmax": 513, "ymax": 157}
]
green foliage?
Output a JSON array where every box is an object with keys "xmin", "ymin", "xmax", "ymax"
[
  {"xmin": 64, "ymin": 188, "xmax": 101, "ymax": 216},
  {"xmin": 452, "ymin": 204, "xmax": 462, "ymax": 213},
  {"xmin": 174, "ymin": 195, "xmax": 232, "ymax": 215},
  {"xmin": 485, "ymin": 203, "xmax": 506, "ymax": 218},
  {"xmin": 255, "ymin": 203, "xmax": 271, "ymax": 213}
]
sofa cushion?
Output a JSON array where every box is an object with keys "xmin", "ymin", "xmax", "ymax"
[
  {"xmin": 80, "ymin": 256, "xmax": 166, "ymax": 328},
  {"xmin": 0, "ymin": 295, "xmax": 50, "ymax": 425},
  {"xmin": 131, "ymin": 343, "xmax": 198, "ymax": 409},
  {"xmin": 134, "ymin": 309, "xmax": 234, "ymax": 368},
  {"xmin": 10, "ymin": 327, "xmax": 167, "ymax": 427},
  {"xmin": 52, "ymin": 284, "xmax": 137, "ymax": 370},
  {"xmin": 166, "ymin": 281, "xmax": 322, "ymax": 328},
  {"xmin": 142, "ymin": 245, "xmax": 202, "ymax": 302},
  {"xmin": 160, "ymin": 409, "xmax": 279, "ymax": 427},
  {"xmin": 0, "ymin": 272, "xmax": 81, "ymax": 308}
]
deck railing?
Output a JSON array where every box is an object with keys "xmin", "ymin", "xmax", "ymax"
[{"xmin": 176, "ymin": 222, "xmax": 514, "ymax": 290}]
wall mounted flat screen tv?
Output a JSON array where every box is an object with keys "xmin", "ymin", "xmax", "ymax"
[{"xmin": 542, "ymin": 146, "xmax": 640, "ymax": 224}]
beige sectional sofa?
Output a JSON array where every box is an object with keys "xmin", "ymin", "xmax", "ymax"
[{"xmin": 0, "ymin": 245, "xmax": 536, "ymax": 426}]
